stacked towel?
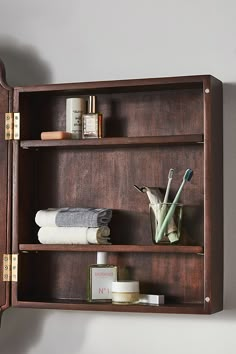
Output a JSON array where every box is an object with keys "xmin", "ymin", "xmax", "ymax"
[
  {"xmin": 35, "ymin": 208, "xmax": 112, "ymax": 227},
  {"xmin": 35, "ymin": 208, "xmax": 112, "ymax": 245},
  {"xmin": 38, "ymin": 226, "xmax": 111, "ymax": 245}
]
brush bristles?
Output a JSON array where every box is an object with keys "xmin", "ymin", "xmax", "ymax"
[
  {"xmin": 168, "ymin": 168, "xmax": 174, "ymax": 179},
  {"xmin": 184, "ymin": 169, "xmax": 193, "ymax": 181}
]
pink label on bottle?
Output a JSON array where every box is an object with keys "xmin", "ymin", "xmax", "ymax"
[{"xmin": 91, "ymin": 267, "xmax": 117, "ymax": 299}]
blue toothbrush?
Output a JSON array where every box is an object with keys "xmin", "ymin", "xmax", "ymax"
[{"xmin": 155, "ymin": 169, "xmax": 193, "ymax": 243}]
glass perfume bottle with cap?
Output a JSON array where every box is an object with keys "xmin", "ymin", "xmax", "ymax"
[
  {"xmin": 82, "ymin": 95, "xmax": 102, "ymax": 139},
  {"xmin": 87, "ymin": 251, "xmax": 117, "ymax": 302}
]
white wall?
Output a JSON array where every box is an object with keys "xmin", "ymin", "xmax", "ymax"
[{"xmin": 0, "ymin": 0, "xmax": 236, "ymax": 353}]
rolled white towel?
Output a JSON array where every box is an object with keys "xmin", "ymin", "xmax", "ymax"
[
  {"xmin": 87, "ymin": 227, "xmax": 110, "ymax": 244},
  {"xmin": 35, "ymin": 208, "xmax": 64, "ymax": 227},
  {"xmin": 38, "ymin": 226, "xmax": 111, "ymax": 245}
]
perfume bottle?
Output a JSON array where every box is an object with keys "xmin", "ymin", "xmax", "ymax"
[
  {"xmin": 87, "ymin": 252, "xmax": 117, "ymax": 302},
  {"xmin": 66, "ymin": 97, "xmax": 86, "ymax": 139},
  {"xmin": 82, "ymin": 95, "xmax": 102, "ymax": 139}
]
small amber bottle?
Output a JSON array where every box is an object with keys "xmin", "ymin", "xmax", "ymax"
[{"xmin": 87, "ymin": 252, "xmax": 117, "ymax": 302}]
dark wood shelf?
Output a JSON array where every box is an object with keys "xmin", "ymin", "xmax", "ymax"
[
  {"xmin": 20, "ymin": 134, "xmax": 204, "ymax": 149},
  {"xmin": 0, "ymin": 72, "xmax": 222, "ymax": 315},
  {"xmin": 14, "ymin": 299, "xmax": 207, "ymax": 314},
  {"xmin": 19, "ymin": 243, "xmax": 204, "ymax": 254}
]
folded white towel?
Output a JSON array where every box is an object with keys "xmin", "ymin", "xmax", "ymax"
[
  {"xmin": 38, "ymin": 226, "xmax": 111, "ymax": 245},
  {"xmin": 35, "ymin": 208, "xmax": 112, "ymax": 227}
]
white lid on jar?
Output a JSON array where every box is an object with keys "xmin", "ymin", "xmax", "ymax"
[{"xmin": 112, "ymin": 281, "xmax": 139, "ymax": 293}]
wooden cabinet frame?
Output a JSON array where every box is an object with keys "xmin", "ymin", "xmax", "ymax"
[{"xmin": 0, "ymin": 60, "xmax": 223, "ymax": 316}]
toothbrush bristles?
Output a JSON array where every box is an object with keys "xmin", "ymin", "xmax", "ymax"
[
  {"xmin": 168, "ymin": 168, "xmax": 174, "ymax": 179},
  {"xmin": 184, "ymin": 169, "xmax": 193, "ymax": 181}
]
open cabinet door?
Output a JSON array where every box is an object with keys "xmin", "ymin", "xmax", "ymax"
[{"xmin": 0, "ymin": 59, "xmax": 13, "ymax": 320}]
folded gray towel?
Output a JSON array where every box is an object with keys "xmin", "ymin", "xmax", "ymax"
[{"xmin": 55, "ymin": 208, "xmax": 112, "ymax": 227}]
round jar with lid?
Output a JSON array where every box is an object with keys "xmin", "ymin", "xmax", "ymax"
[{"xmin": 112, "ymin": 281, "xmax": 140, "ymax": 305}]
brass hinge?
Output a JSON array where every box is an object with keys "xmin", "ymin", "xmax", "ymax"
[
  {"xmin": 5, "ymin": 113, "xmax": 20, "ymax": 140},
  {"xmin": 3, "ymin": 254, "xmax": 18, "ymax": 282}
]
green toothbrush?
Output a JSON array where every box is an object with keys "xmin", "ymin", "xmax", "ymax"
[{"xmin": 155, "ymin": 169, "xmax": 193, "ymax": 243}]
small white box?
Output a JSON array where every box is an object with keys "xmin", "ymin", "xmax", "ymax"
[{"xmin": 139, "ymin": 294, "xmax": 165, "ymax": 305}]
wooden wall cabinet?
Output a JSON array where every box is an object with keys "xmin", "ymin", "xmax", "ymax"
[{"xmin": 0, "ymin": 59, "xmax": 223, "ymax": 317}]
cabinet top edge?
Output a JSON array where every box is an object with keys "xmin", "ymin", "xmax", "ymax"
[{"xmin": 13, "ymin": 74, "xmax": 221, "ymax": 94}]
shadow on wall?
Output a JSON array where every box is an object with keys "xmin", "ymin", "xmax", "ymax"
[
  {"xmin": 0, "ymin": 35, "xmax": 52, "ymax": 86},
  {"xmin": 0, "ymin": 308, "xmax": 91, "ymax": 354},
  {"xmin": 222, "ymin": 83, "xmax": 236, "ymax": 311},
  {"xmin": 0, "ymin": 38, "xmax": 90, "ymax": 354},
  {"xmin": 0, "ymin": 37, "xmax": 50, "ymax": 354},
  {"xmin": 0, "ymin": 308, "xmax": 46, "ymax": 354}
]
